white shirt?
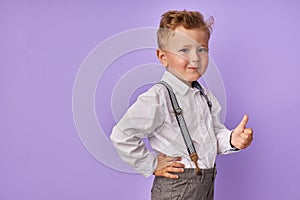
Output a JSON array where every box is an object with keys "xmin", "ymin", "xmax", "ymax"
[{"xmin": 110, "ymin": 71, "xmax": 236, "ymax": 177}]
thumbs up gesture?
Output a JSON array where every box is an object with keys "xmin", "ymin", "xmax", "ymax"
[{"xmin": 230, "ymin": 115, "xmax": 253, "ymax": 150}]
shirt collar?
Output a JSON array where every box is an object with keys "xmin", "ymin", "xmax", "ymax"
[{"xmin": 161, "ymin": 71, "xmax": 191, "ymax": 95}]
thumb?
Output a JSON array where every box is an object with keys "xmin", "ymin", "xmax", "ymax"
[{"xmin": 238, "ymin": 114, "xmax": 249, "ymax": 129}]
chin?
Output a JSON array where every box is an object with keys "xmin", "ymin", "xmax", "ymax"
[{"xmin": 191, "ymin": 74, "xmax": 202, "ymax": 81}]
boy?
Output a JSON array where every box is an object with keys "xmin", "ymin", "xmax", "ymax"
[{"xmin": 110, "ymin": 10, "xmax": 253, "ymax": 200}]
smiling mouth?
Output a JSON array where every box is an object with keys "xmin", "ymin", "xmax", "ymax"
[{"xmin": 187, "ymin": 66, "xmax": 199, "ymax": 70}]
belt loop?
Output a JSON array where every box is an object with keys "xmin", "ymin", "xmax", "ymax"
[
  {"xmin": 200, "ymin": 168, "xmax": 205, "ymax": 183},
  {"xmin": 213, "ymin": 163, "xmax": 217, "ymax": 180}
]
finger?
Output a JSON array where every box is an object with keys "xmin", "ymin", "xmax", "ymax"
[
  {"xmin": 164, "ymin": 172, "xmax": 179, "ymax": 179},
  {"xmin": 234, "ymin": 141, "xmax": 243, "ymax": 149},
  {"xmin": 238, "ymin": 138, "xmax": 247, "ymax": 145},
  {"xmin": 167, "ymin": 166, "xmax": 184, "ymax": 173},
  {"xmin": 170, "ymin": 162, "xmax": 185, "ymax": 168},
  {"xmin": 238, "ymin": 135, "xmax": 253, "ymax": 148},
  {"xmin": 236, "ymin": 142, "xmax": 247, "ymax": 149},
  {"xmin": 240, "ymin": 132, "xmax": 251, "ymax": 140},
  {"xmin": 155, "ymin": 169, "xmax": 180, "ymax": 179},
  {"xmin": 173, "ymin": 156, "xmax": 182, "ymax": 161},
  {"xmin": 168, "ymin": 156, "xmax": 182, "ymax": 162},
  {"xmin": 244, "ymin": 128, "xmax": 253, "ymax": 135},
  {"xmin": 165, "ymin": 157, "xmax": 176, "ymax": 162},
  {"xmin": 239, "ymin": 135, "xmax": 252, "ymax": 143},
  {"xmin": 241, "ymin": 129, "xmax": 253, "ymax": 141},
  {"xmin": 238, "ymin": 114, "xmax": 249, "ymax": 128},
  {"xmin": 161, "ymin": 166, "xmax": 185, "ymax": 179}
]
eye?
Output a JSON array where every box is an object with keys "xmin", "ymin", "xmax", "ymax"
[
  {"xmin": 198, "ymin": 48, "xmax": 208, "ymax": 53},
  {"xmin": 179, "ymin": 48, "xmax": 189, "ymax": 53}
]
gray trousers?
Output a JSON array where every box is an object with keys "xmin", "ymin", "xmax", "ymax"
[{"xmin": 151, "ymin": 167, "xmax": 217, "ymax": 200}]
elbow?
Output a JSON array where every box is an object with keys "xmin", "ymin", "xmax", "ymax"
[{"xmin": 110, "ymin": 126, "xmax": 119, "ymax": 145}]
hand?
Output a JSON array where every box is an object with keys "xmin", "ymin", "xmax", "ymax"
[
  {"xmin": 231, "ymin": 115, "xmax": 253, "ymax": 149},
  {"xmin": 153, "ymin": 153, "xmax": 185, "ymax": 179}
]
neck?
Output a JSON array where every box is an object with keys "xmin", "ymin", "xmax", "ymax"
[{"xmin": 166, "ymin": 69, "xmax": 193, "ymax": 87}]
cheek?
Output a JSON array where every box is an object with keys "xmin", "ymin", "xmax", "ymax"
[
  {"xmin": 178, "ymin": 57, "xmax": 189, "ymax": 66},
  {"xmin": 201, "ymin": 55, "xmax": 209, "ymax": 67},
  {"xmin": 169, "ymin": 56, "xmax": 189, "ymax": 67}
]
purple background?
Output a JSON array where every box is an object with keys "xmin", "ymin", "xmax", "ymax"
[{"xmin": 1, "ymin": 0, "xmax": 300, "ymax": 199}]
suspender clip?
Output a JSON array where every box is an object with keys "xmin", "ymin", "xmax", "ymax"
[
  {"xmin": 174, "ymin": 107, "xmax": 182, "ymax": 115},
  {"xmin": 190, "ymin": 153, "xmax": 201, "ymax": 175}
]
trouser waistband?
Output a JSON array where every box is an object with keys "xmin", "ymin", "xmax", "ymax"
[
  {"xmin": 172, "ymin": 165, "xmax": 217, "ymax": 179},
  {"xmin": 151, "ymin": 165, "xmax": 217, "ymax": 200}
]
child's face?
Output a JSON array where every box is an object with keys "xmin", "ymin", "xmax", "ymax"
[{"xmin": 157, "ymin": 26, "xmax": 209, "ymax": 86}]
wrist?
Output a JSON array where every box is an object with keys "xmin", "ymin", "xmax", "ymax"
[{"xmin": 230, "ymin": 131, "xmax": 240, "ymax": 151}]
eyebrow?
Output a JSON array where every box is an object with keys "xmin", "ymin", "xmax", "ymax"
[{"xmin": 179, "ymin": 44, "xmax": 208, "ymax": 48}]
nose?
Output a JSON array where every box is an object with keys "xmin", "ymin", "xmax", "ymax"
[{"xmin": 190, "ymin": 50, "xmax": 200, "ymax": 65}]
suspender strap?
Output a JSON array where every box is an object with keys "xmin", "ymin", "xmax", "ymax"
[
  {"xmin": 158, "ymin": 81, "xmax": 200, "ymax": 174},
  {"xmin": 192, "ymin": 81, "xmax": 212, "ymax": 113}
]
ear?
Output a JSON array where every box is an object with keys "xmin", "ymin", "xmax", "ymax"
[{"xmin": 156, "ymin": 49, "xmax": 168, "ymax": 67}]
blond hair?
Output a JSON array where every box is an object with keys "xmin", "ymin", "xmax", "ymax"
[{"xmin": 157, "ymin": 10, "xmax": 214, "ymax": 49}]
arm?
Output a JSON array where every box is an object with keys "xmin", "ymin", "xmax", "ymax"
[
  {"xmin": 209, "ymin": 92, "xmax": 253, "ymax": 153},
  {"xmin": 110, "ymin": 86, "xmax": 165, "ymax": 177},
  {"xmin": 110, "ymin": 85, "xmax": 185, "ymax": 178},
  {"xmin": 209, "ymin": 92, "xmax": 237, "ymax": 154}
]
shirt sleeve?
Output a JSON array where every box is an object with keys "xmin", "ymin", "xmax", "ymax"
[
  {"xmin": 208, "ymin": 91, "xmax": 239, "ymax": 154},
  {"xmin": 110, "ymin": 85, "xmax": 165, "ymax": 177}
]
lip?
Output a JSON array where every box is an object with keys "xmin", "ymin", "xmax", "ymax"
[{"xmin": 187, "ymin": 66, "xmax": 199, "ymax": 70}]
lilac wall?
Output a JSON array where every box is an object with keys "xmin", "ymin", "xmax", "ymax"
[{"xmin": 1, "ymin": 0, "xmax": 300, "ymax": 199}]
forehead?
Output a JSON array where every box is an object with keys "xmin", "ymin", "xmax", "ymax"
[{"xmin": 167, "ymin": 26, "xmax": 209, "ymax": 48}]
